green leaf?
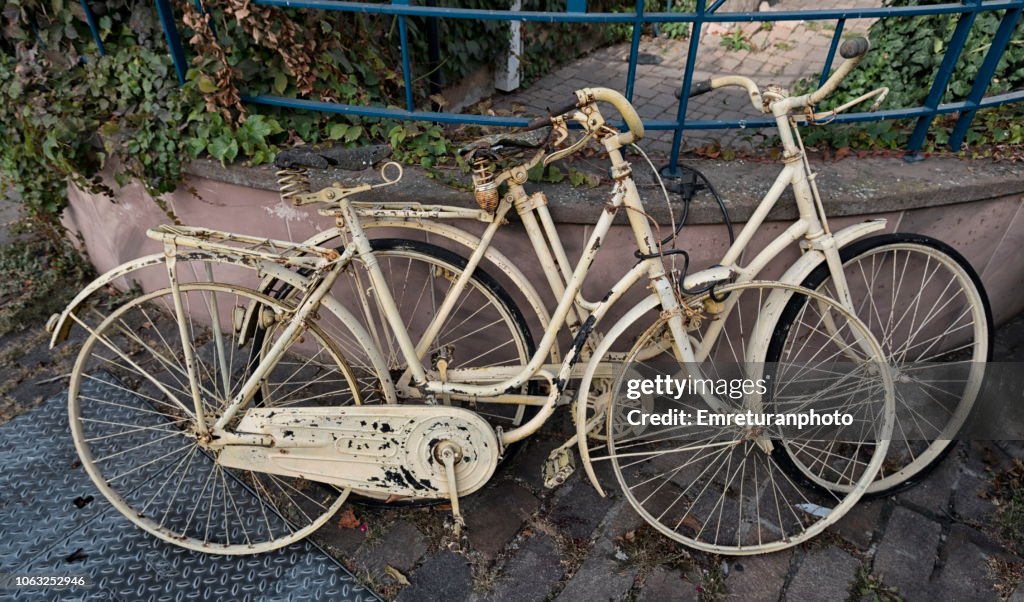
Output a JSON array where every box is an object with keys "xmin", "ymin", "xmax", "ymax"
[
  {"xmin": 246, "ymin": 115, "xmax": 274, "ymax": 139},
  {"xmin": 343, "ymin": 125, "xmax": 363, "ymax": 143},
  {"xmin": 197, "ymin": 76, "xmax": 218, "ymax": 94},
  {"xmin": 328, "ymin": 123, "xmax": 349, "ymax": 140},
  {"xmin": 208, "ymin": 137, "xmax": 239, "ymax": 164},
  {"xmin": 273, "ymin": 71, "xmax": 288, "ymax": 95}
]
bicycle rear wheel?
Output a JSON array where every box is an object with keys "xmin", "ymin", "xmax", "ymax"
[
  {"xmin": 314, "ymin": 239, "xmax": 537, "ymax": 428},
  {"xmin": 780, "ymin": 234, "xmax": 991, "ymax": 495},
  {"xmin": 603, "ymin": 282, "xmax": 895, "ymax": 554},
  {"xmin": 69, "ymin": 283, "xmax": 377, "ymax": 554}
]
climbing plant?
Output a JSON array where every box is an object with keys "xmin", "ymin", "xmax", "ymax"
[
  {"xmin": 792, "ymin": 0, "xmax": 1024, "ymax": 153},
  {"xmin": 0, "ymin": 0, "xmax": 643, "ymax": 232}
]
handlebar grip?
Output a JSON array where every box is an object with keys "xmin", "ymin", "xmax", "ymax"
[
  {"xmin": 839, "ymin": 37, "xmax": 870, "ymax": 59},
  {"xmin": 524, "ymin": 99, "xmax": 580, "ymax": 131},
  {"xmin": 689, "ymin": 79, "xmax": 714, "ymax": 98},
  {"xmin": 672, "ymin": 79, "xmax": 714, "ymax": 99}
]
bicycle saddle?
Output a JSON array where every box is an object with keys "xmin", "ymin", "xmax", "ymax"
[
  {"xmin": 274, "ymin": 143, "xmax": 392, "ymax": 170},
  {"xmin": 458, "ymin": 126, "xmax": 551, "ymax": 160}
]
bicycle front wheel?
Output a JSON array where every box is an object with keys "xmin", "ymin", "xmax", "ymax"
[
  {"xmin": 780, "ymin": 233, "xmax": 992, "ymax": 495},
  {"xmin": 604, "ymin": 281, "xmax": 895, "ymax": 555},
  {"xmin": 68, "ymin": 283, "xmax": 376, "ymax": 554}
]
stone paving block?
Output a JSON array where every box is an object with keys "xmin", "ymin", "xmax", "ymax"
[
  {"xmin": 508, "ymin": 436, "xmax": 561, "ymax": 492},
  {"xmin": 397, "ymin": 550, "xmax": 473, "ymax": 602},
  {"xmin": 829, "ymin": 498, "xmax": 884, "ymax": 550},
  {"xmin": 601, "ymin": 500, "xmax": 647, "ymax": 541},
  {"xmin": 638, "ymin": 567, "xmax": 699, "ymax": 602},
  {"xmin": 316, "ymin": 517, "xmax": 368, "ymax": 558},
  {"xmin": 953, "ymin": 468, "xmax": 997, "ymax": 526},
  {"xmin": 786, "ymin": 546, "xmax": 860, "ymax": 602},
  {"xmin": 464, "ymin": 480, "xmax": 540, "ymax": 560},
  {"xmin": 1010, "ymin": 581, "xmax": 1024, "ymax": 602},
  {"xmin": 725, "ymin": 549, "xmax": 791, "ymax": 602},
  {"xmin": 470, "ymin": 534, "xmax": 564, "ymax": 602},
  {"xmin": 873, "ymin": 507, "xmax": 942, "ymax": 601},
  {"xmin": 929, "ymin": 525, "xmax": 1001, "ymax": 602},
  {"xmin": 547, "ymin": 475, "xmax": 617, "ymax": 541},
  {"xmin": 353, "ymin": 519, "xmax": 429, "ymax": 579},
  {"xmin": 556, "ymin": 536, "xmax": 638, "ymax": 602},
  {"xmin": 897, "ymin": 450, "xmax": 961, "ymax": 514}
]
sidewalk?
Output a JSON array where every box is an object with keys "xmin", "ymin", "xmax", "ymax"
[
  {"xmin": 0, "ymin": 261, "xmax": 1021, "ymax": 601},
  {"xmin": 491, "ymin": 0, "xmax": 878, "ymax": 157}
]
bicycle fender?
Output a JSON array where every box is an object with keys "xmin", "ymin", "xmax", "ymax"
[
  {"xmin": 574, "ymin": 295, "xmax": 662, "ymax": 497},
  {"xmin": 742, "ymin": 218, "xmax": 888, "ymax": 365},
  {"xmin": 48, "ymin": 253, "xmax": 169, "ymax": 348},
  {"xmin": 48, "ymin": 250, "xmax": 298, "ymax": 348},
  {"xmin": 775, "ymin": 219, "xmax": 887, "ymax": 288}
]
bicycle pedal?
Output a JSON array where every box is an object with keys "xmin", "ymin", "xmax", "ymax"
[{"xmin": 542, "ymin": 448, "xmax": 576, "ymax": 489}]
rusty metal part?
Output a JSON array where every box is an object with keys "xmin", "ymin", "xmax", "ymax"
[
  {"xmin": 471, "ymin": 155, "xmax": 500, "ymax": 212},
  {"xmin": 217, "ymin": 405, "xmax": 499, "ymax": 500},
  {"xmin": 542, "ymin": 446, "xmax": 576, "ymax": 488},
  {"xmin": 276, "ymin": 167, "xmax": 311, "ymax": 203},
  {"xmin": 147, "ymin": 225, "xmax": 340, "ymax": 270}
]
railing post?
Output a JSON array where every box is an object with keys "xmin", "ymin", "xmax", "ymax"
[
  {"xmin": 495, "ymin": 0, "xmax": 522, "ymax": 92},
  {"xmin": 948, "ymin": 3, "xmax": 1024, "ymax": 150},
  {"xmin": 904, "ymin": 0, "xmax": 981, "ymax": 160},
  {"xmin": 624, "ymin": 0, "xmax": 645, "ymax": 101},
  {"xmin": 818, "ymin": 18, "xmax": 845, "ymax": 89},
  {"xmin": 80, "ymin": 0, "xmax": 106, "ymax": 55},
  {"xmin": 394, "ymin": 0, "xmax": 416, "ymax": 112},
  {"xmin": 662, "ymin": 0, "xmax": 705, "ymax": 177},
  {"xmin": 155, "ymin": 0, "xmax": 188, "ymax": 84}
]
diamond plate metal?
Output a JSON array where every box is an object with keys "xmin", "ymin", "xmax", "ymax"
[{"xmin": 0, "ymin": 380, "xmax": 378, "ymax": 602}]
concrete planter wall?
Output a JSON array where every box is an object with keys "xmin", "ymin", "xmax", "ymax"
[{"xmin": 64, "ymin": 157, "xmax": 1024, "ymax": 327}]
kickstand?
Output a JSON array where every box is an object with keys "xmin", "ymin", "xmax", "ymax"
[{"xmin": 436, "ymin": 441, "xmax": 465, "ymax": 537}]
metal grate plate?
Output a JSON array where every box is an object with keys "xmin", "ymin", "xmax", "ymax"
[{"xmin": 0, "ymin": 379, "xmax": 378, "ymax": 602}]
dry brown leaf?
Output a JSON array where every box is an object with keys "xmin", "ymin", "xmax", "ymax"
[
  {"xmin": 680, "ymin": 515, "xmax": 702, "ymax": 535},
  {"xmin": 336, "ymin": 508, "xmax": 360, "ymax": 529},
  {"xmin": 385, "ymin": 565, "xmax": 410, "ymax": 586}
]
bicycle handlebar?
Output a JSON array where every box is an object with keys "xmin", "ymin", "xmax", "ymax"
[
  {"xmin": 689, "ymin": 37, "xmax": 872, "ymax": 114},
  {"xmin": 524, "ymin": 87, "xmax": 645, "ymax": 144},
  {"xmin": 524, "ymin": 99, "xmax": 578, "ymax": 131},
  {"xmin": 578, "ymin": 87, "xmax": 645, "ymax": 143}
]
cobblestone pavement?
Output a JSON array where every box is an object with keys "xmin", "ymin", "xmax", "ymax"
[
  {"xmin": 7, "ymin": 312, "xmax": 1022, "ymax": 601},
  {"xmin": 491, "ymin": 0, "xmax": 880, "ymax": 158}
]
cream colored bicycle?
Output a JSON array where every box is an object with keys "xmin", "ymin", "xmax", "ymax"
[{"xmin": 52, "ymin": 37, "xmax": 987, "ymax": 556}]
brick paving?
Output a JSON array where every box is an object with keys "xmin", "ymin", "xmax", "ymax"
[
  {"xmin": 298, "ymin": 313, "xmax": 1024, "ymax": 601},
  {"xmin": 490, "ymin": 0, "xmax": 880, "ymax": 158},
  {"xmin": 5, "ymin": 283, "xmax": 1018, "ymax": 602}
]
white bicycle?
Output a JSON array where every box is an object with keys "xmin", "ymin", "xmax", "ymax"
[{"xmin": 51, "ymin": 36, "xmax": 988, "ymax": 556}]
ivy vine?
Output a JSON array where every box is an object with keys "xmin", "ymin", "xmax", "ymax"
[{"xmin": 793, "ymin": 0, "xmax": 1024, "ymax": 154}]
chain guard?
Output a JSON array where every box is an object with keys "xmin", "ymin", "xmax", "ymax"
[{"xmin": 217, "ymin": 406, "xmax": 499, "ymax": 499}]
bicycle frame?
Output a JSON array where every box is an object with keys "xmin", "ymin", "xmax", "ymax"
[{"xmin": 194, "ymin": 97, "xmax": 883, "ymax": 459}]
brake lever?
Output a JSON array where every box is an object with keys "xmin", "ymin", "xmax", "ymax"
[
  {"xmin": 805, "ymin": 87, "xmax": 889, "ymax": 124},
  {"xmin": 543, "ymin": 129, "xmax": 595, "ymax": 166}
]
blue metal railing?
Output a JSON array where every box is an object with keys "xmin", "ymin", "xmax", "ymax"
[{"xmin": 88, "ymin": 0, "xmax": 1024, "ymax": 165}]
